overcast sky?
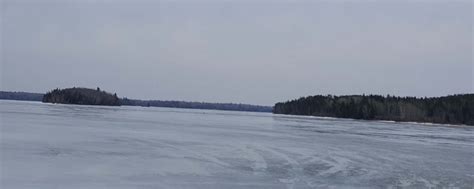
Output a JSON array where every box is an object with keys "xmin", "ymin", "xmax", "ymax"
[{"xmin": 1, "ymin": 0, "xmax": 472, "ymax": 105}]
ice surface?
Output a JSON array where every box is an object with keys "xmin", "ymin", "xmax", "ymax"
[{"xmin": 1, "ymin": 100, "xmax": 473, "ymax": 188}]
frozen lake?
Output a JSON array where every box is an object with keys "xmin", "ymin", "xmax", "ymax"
[{"xmin": 1, "ymin": 100, "xmax": 473, "ymax": 188}]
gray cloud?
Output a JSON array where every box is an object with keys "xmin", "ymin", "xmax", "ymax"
[{"xmin": 1, "ymin": 0, "xmax": 472, "ymax": 105}]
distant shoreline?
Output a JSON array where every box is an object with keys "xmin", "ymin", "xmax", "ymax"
[
  {"xmin": 0, "ymin": 90, "xmax": 273, "ymax": 113},
  {"xmin": 0, "ymin": 99, "xmax": 273, "ymax": 115},
  {"xmin": 2, "ymin": 90, "xmax": 472, "ymax": 125},
  {"xmin": 1, "ymin": 99, "xmax": 470, "ymax": 127}
]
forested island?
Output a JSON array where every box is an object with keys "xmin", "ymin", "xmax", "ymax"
[
  {"xmin": 42, "ymin": 87, "xmax": 121, "ymax": 106},
  {"xmin": 273, "ymin": 94, "xmax": 474, "ymax": 126}
]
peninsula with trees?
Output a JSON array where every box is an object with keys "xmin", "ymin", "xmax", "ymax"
[{"xmin": 273, "ymin": 94, "xmax": 474, "ymax": 125}]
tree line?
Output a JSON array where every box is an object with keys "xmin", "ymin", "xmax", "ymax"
[
  {"xmin": 273, "ymin": 94, "xmax": 474, "ymax": 125},
  {"xmin": 121, "ymin": 98, "xmax": 272, "ymax": 112},
  {"xmin": 0, "ymin": 91, "xmax": 43, "ymax": 101}
]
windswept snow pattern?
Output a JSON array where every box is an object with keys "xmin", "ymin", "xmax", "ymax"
[{"xmin": 1, "ymin": 100, "xmax": 473, "ymax": 188}]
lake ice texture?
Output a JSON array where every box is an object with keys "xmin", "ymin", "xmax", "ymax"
[{"xmin": 1, "ymin": 100, "xmax": 473, "ymax": 188}]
